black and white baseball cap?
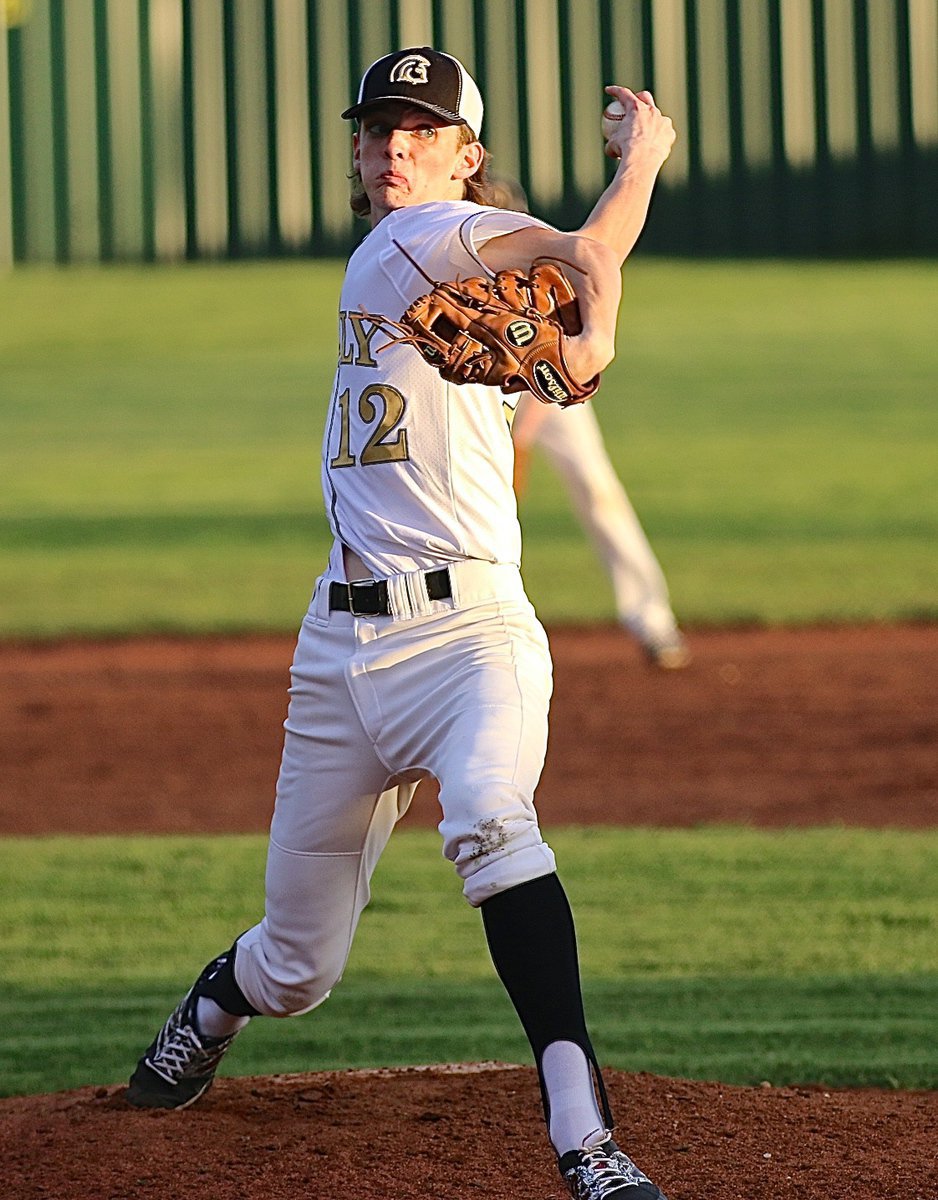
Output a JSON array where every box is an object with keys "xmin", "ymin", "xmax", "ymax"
[{"xmin": 341, "ymin": 47, "xmax": 484, "ymax": 138}]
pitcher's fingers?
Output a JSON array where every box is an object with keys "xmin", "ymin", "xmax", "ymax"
[{"xmin": 604, "ymin": 85, "xmax": 637, "ymax": 105}]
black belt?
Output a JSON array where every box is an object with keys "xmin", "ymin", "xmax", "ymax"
[{"xmin": 328, "ymin": 568, "xmax": 452, "ymax": 616}]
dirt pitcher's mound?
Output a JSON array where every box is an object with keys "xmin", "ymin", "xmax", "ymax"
[{"xmin": 1, "ymin": 1065, "xmax": 934, "ymax": 1200}]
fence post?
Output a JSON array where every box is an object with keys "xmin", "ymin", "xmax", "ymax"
[{"xmin": 0, "ymin": 7, "xmax": 13, "ymax": 266}]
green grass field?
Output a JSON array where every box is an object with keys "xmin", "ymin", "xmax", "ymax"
[
  {"xmin": 1, "ymin": 259, "xmax": 936, "ymax": 633},
  {"xmin": 2, "ymin": 828, "xmax": 936, "ymax": 1097}
]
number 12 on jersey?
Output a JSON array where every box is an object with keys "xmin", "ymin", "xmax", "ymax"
[{"xmin": 329, "ymin": 384, "xmax": 410, "ymax": 468}]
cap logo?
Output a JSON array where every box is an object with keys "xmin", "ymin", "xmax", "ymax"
[{"xmin": 389, "ymin": 54, "xmax": 432, "ymax": 86}]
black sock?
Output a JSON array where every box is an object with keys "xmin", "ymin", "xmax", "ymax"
[{"xmin": 480, "ymin": 873, "xmax": 613, "ymax": 1129}]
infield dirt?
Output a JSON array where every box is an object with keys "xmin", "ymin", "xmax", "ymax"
[
  {"xmin": 3, "ymin": 622, "xmax": 936, "ymax": 835},
  {"xmin": 1, "ymin": 623, "xmax": 936, "ymax": 1199}
]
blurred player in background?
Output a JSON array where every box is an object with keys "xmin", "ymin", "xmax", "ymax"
[{"xmin": 490, "ymin": 175, "xmax": 690, "ymax": 670}]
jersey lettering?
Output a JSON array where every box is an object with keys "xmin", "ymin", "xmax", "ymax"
[{"xmin": 338, "ymin": 312, "xmax": 382, "ymax": 367}]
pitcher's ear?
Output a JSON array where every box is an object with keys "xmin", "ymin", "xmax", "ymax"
[{"xmin": 453, "ymin": 139, "xmax": 485, "ymax": 181}]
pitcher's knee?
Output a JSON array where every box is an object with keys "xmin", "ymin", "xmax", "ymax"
[
  {"xmin": 442, "ymin": 806, "xmax": 557, "ymax": 907},
  {"xmin": 259, "ymin": 971, "xmax": 337, "ymax": 1018},
  {"xmin": 235, "ymin": 930, "xmax": 346, "ymax": 1017}
]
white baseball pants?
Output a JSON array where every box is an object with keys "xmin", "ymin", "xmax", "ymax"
[{"xmin": 235, "ymin": 559, "xmax": 556, "ymax": 1018}]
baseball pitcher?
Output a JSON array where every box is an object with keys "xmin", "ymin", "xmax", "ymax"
[{"xmin": 127, "ymin": 47, "xmax": 676, "ymax": 1200}]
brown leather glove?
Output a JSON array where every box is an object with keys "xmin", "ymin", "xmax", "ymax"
[{"xmin": 393, "ymin": 263, "xmax": 601, "ymax": 407}]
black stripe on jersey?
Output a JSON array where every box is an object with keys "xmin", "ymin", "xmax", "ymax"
[{"xmin": 458, "ymin": 214, "xmax": 495, "ymax": 277}]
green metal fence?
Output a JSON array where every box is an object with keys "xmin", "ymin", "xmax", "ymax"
[{"xmin": 2, "ymin": 0, "xmax": 937, "ymax": 264}]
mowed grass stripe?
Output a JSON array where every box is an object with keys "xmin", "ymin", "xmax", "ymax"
[
  {"xmin": 0, "ymin": 828, "xmax": 935, "ymax": 1095},
  {"xmin": 3, "ymin": 828, "xmax": 936, "ymax": 984},
  {"xmin": 2, "ymin": 975, "xmax": 935, "ymax": 1097}
]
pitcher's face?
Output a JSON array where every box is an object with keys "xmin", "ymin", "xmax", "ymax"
[{"xmin": 353, "ymin": 104, "xmax": 483, "ymax": 225}]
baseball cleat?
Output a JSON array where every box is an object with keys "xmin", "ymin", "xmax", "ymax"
[
  {"xmin": 126, "ymin": 953, "xmax": 243, "ymax": 1110},
  {"xmin": 559, "ymin": 1136, "xmax": 668, "ymax": 1200}
]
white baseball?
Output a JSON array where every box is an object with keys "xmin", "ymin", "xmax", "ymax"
[{"xmin": 601, "ymin": 98, "xmax": 628, "ymax": 142}]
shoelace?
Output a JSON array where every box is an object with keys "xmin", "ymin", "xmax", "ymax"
[
  {"xmin": 568, "ymin": 1145, "xmax": 649, "ymax": 1197},
  {"xmin": 148, "ymin": 1006, "xmax": 231, "ymax": 1081}
]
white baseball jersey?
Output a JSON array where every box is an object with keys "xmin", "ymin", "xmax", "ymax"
[{"xmin": 322, "ymin": 200, "xmax": 545, "ymax": 579}]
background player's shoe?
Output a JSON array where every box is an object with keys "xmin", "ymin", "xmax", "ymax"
[
  {"xmin": 640, "ymin": 628, "xmax": 691, "ymax": 671},
  {"xmin": 126, "ymin": 953, "xmax": 243, "ymax": 1110},
  {"xmin": 622, "ymin": 614, "xmax": 691, "ymax": 670},
  {"xmin": 559, "ymin": 1136, "xmax": 668, "ymax": 1199}
]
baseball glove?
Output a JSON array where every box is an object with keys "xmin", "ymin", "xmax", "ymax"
[{"xmin": 378, "ymin": 262, "xmax": 600, "ymax": 407}]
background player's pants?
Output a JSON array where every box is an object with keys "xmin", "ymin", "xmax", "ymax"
[
  {"xmin": 235, "ymin": 560, "xmax": 556, "ymax": 1018},
  {"xmin": 512, "ymin": 396, "xmax": 679, "ymax": 642}
]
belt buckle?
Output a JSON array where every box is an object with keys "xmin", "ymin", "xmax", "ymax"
[{"xmin": 348, "ymin": 579, "xmax": 381, "ymax": 616}]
